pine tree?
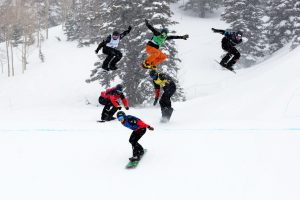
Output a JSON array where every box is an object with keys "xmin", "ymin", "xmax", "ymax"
[
  {"xmin": 87, "ymin": 0, "xmax": 185, "ymax": 106},
  {"xmin": 290, "ymin": 1, "xmax": 300, "ymax": 49},
  {"xmin": 222, "ymin": 0, "xmax": 267, "ymax": 67},
  {"xmin": 266, "ymin": 0, "xmax": 300, "ymax": 51},
  {"xmin": 181, "ymin": 0, "xmax": 222, "ymax": 18}
]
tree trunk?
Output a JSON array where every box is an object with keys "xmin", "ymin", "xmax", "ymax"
[
  {"xmin": 22, "ymin": 35, "xmax": 27, "ymax": 73},
  {"xmin": 45, "ymin": 0, "xmax": 49, "ymax": 39},
  {"xmin": 10, "ymin": 41, "xmax": 14, "ymax": 76},
  {"xmin": 5, "ymin": 35, "xmax": 10, "ymax": 77}
]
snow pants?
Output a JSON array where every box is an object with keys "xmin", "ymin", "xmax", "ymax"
[
  {"xmin": 129, "ymin": 128, "xmax": 146, "ymax": 157},
  {"xmin": 145, "ymin": 45, "xmax": 167, "ymax": 67},
  {"xmin": 160, "ymin": 81, "xmax": 176, "ymax": 117},
  {"xmin": 98, "ymin": 96, "xmax": 119, "ymax": 120},
  {"xmin": 102, "ymin": 46, "xmax": 122, "ymax": 70}
]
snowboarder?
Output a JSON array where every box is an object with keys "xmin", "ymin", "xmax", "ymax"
[
  {"xmin": 149, "ymin": 69, "xmax": 176, "ymax": 122},
  {"xmin": 116, "ymin": 111, "xmax": 154, "ymax": 161},
  {"xmin": 142, "ymin": 19, "xmax": 189, "ymax": 70},
  {"xmin": 98, "ymin": 84, "xmax": 129, "ymax": 121},
  {"xmin": 95, "ymin": 26, "xmax": 132, "ymax": 71},
  {"xmin": 212, "ymin": 28, "xmax": 243, "ymax": 71}
]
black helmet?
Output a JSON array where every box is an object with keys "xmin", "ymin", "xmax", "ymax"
[
  {"xmin": 161, "ymin": 28, "xmax": 169, "ymax": 34},
  {"xmin": 112, "ymin": 31, "xmax": 120, "ymax": 36},
  {"xmin": 236, "ymin": 31, "xmax": 243, "ymax": 37},
  {"xmin": 115, "ymin": 84, "xmax": 123, "ymax": 93},
  {"xmin": 117, "ymin": 111, "xmax": 126, "ymax": 120},
  {"xmin": 149, "ymin": 70, "xmax": 158, "ymax": 79}
]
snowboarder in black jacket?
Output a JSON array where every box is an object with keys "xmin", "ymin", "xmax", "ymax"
[
  {"xmin": 95, "ymin": 26, "xmax": 132, "ymax": 70},
  {"xmin": 212, "ymin": 28, "xmax": 243, "ymax": 71},
  {"xmin": 149, "ymin": 69, "xmax": 176, "ymax": 122}
]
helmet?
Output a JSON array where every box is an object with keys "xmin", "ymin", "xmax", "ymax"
[
  {"xmin": 161, "ymin": 28, "xmax": 169, "ymax": 34},
  {"xmin": 149, "ymin": 70, "xmax": 158, "ymax": 79},
  {"xmin": 236, "ymin": 31, "xmax": 243, "ymax": 37},
  {"xmin": 117, "ymin": 111, "xmax": 126, "ymax": 121},
  {"xmin": 115, "ymin": 84, "xmax": 123, "ymax": 93},
  {"xmin": 112, "ymin": 31, "xmax": 120, "ymax": 36}
]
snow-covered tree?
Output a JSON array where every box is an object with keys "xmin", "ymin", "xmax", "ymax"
[
  {"xmin": 87, "ymin": 0, "xmax": 185, "ymax": 106},
  {"xmin": 222, "ymin": 0, "xmax": 267, "ymax": 67},
  {"xmin": 266, "ymin": 0, "xmax": 300, "ymax": 51},
  {"xmin": 290, "ymin": 1, "xmax": 300, "ymax": 49},
  {"xmin": 181, "ymin": 0, "xmax": 222, "ymax": 18}
]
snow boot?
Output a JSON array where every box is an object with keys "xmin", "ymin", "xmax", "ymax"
[{"xmin": 129, "ymin": 156, "xmax": 140, "ymax": 162}]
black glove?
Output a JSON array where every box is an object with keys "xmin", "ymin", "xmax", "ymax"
[
  {"xmin": 182, "ymin": 34, "xmax": 189, "ymax": 40},
  {"xmin": 95, "ymin": 49, "xmax": 98, "ymax": 54},
  {"xmin": 128, "ymin": 26, "xmax": 132, "ymax": 32},
  {"xmin": 116, "ymin": 106, "xmax": 122, "ymax": 110},
  {"xmin": 125, "ymin": 107, "xmax": 129, "ymax": 110},
  {"xmin": 148, "ymin": 126, "xmax": 154, "ymax": 131},
  {"xmin": 153, "ymin": 98, "xmax": 158, "ymax": 106},
  {"xmin": 212, "ymin": 28, "xmax": 217, "ymax": 33},
  {"xmin": 145, "ymin": 19, "xmax": 149, "ymax": 24}
]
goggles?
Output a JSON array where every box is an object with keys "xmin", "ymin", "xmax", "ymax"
[
  {"xmin": 161, "ymin": 32, "xmax": 167, "ymax": 37},
  {"xmin": 117, "ymin": 116, "xmax": 124, "ymax": 121}
]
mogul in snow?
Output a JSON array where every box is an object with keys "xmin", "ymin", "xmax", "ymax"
[
  {"xmin": 95, "ymin": 26, "xmax": 132, "ymax": 70},
  {"xmin": 149, "ymin": 69, "xmax": 176, "ymax": 122},
  {"xmin": 142, "ymin": 19, "xmax": 189, "ymax": 70},
  {"xmin": 116, "ymin": 111, "xmax": 154, "ymax": 162},
  {"xmin": 212, "ymin": 28, "xmax": 243, "ymax": 71},
  {"xmin": 98, "ymin": 84, "xmax": 129, "ymax": 122}
]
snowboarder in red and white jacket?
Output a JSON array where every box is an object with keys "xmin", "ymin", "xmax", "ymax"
[{"xmin": 98, "ymin": 84, "xmax": 129, "ymax": 121}]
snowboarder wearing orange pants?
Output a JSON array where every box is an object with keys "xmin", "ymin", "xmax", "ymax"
[{"xmin": 142, "ymin": 19, "xmax": 189, "ymax": 70}]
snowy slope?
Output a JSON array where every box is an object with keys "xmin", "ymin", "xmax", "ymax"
[{"xmin": 1, "ymin": 5, "xmax": 300, "ymax": 200}]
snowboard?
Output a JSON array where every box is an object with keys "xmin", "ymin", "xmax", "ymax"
[
  {"xmin": 214, "ymin": 60, "xmax": 236, "ymax": 74},
  {"xmin": 97, "ymin": 117, "xmax": 116, "ymax": 123},
  {"xmin": 141, "ymin": 62, "xmax": 157, "ymax": 70},
  {"xmin": 126, "ymin": 149, "xmax": 147, "ymax": 169}
]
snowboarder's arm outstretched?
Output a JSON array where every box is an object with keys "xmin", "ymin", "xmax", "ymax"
[
  {"xmin": 119, "ymin": 26, "xmax": 132, "ymax": 39},
  {"xmin": 211, "ymin": 28, "xmax": 226, "ymax": 35},
  {"xmin": 166, "ymin": 35, "xmax": 189, "ymax": 40},
  {"xmin": 95, "ymin": 35, "xmax": 111, "ymax": 54},
  {"xmin": 145, "ymin": 19, "xmax": 160, "ymax": 36}
]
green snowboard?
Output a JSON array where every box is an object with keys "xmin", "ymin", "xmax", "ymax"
[{"xmin": 126, "ymin": 149, "xmax": 147, "ymax": 169}]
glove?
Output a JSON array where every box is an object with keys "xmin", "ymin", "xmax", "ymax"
[
  {"xmin": 128, "ymin": 26, "xmax": 132, "ymax": 32},
  {"xmin": 125, "ymin": 107, "xmax": 129, "ymax": 110},
  {"xmin": 153, "ymin": 98, "xmax": 158, "ymax": 106},
  {"xmin": 95, "ymin": 49, "xmax": 98, "ymax": 54},
  {"xmin": 148, "ymin": 126, "xmax": 154, "ymax": 131},
  {"xmin": 182, "ymin": 34, "xmax": 189, "ymax": 40},
  {"xmin": 212, "ymin": 28, "xmax": 217, "ymax": 33},
  {"xmin": 116, "ymin": 106, "xmax": 122, "ymax": 110},
  {"xmin": 145, "ymin": 19, "xmax": 149, "ymax": 24}
]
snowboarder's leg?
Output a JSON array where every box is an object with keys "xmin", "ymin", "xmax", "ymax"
[
  {"xmin": 220, "ymin": 53, "xmax": 232, "ymax": 67},
  {"xmin": 102, "ymin": 47, "xmax": 115, "ymax": 70},
  {"xmin": 159, "ymin": 83, "xmax": 176, "ymax": 120},
  {"xmin": 107, "ymin": 105, "xmax": 119, "ymax": 120},
  {"xmin": 144, "ymin": 45, "xmax": 161, "ymax": 67},
  {"xmin": 129, "ymin": 128, "xmax": 146, "ymax": 159},
  {"xmin": 226, "ymin": 47, "xmax": 240, "ymax": 69},
  {"xmin": 153, "ymin": 51, "xmax": 167, "ymax": 66},
  {"xmin": 109, "ymin": 49, "xmax": 122, "ymax": 70},
  {"xmin": 101, "ymin": 104, "xmax": 112, "ymax": 121}
]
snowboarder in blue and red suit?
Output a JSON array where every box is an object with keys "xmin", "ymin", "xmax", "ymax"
[{"xmin": 117, "ymin": 111, "xmax": 154, "ymax": 161}]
